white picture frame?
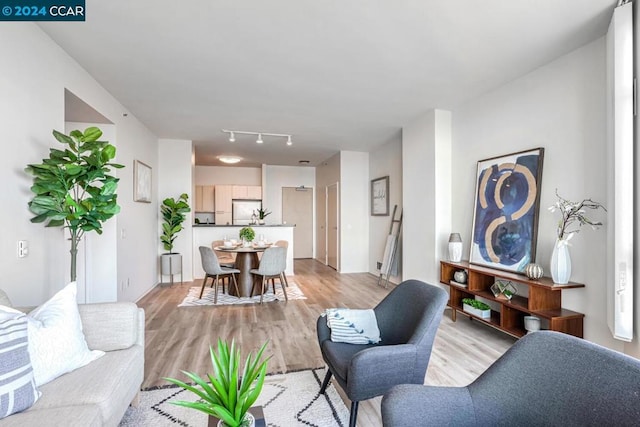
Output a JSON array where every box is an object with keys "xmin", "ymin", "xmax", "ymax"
[{"xmin": 134, "ymin": 160, "xmax": 152, "ymax": 203}]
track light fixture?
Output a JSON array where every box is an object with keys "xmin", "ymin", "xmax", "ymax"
[{"xmin": 221, "ymin": 129, "xmax": 293, "ymax": 146}]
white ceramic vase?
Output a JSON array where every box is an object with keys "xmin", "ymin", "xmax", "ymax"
[
  {"xmin": 550, "ymin": 238, "xmax": 571, "ymax": 284},
  {"xmin": 448, "ymin": 233, "xmax": 463, "ymax": 262}
]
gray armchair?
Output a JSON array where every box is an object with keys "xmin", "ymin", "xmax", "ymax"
[
  {"xmin": 317, "ymin": 279, "xmax": 448, "ymax": 427},
  {"xmin": 382, "ymin": 331, "xmax": 640, "ymax": 426}
]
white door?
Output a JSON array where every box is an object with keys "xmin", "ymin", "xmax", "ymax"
[
  {"xmin": 282, "ymin": 187, "xmax": 313, "ymax": 258},
  {"xmin": 327, "ymin": 183, "xmax": 339, "ymax": 270}
]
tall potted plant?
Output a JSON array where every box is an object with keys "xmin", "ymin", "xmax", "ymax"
[
  {"xmin": 25, "ymin": 127, "xmax": 123, "ymax": 282},
  {"xmin": 165, "ymin": 339, "xmax": 270, "ymax": 427},
  {"xmin": 160, "ymin": 193, "xmax": 190, "ymax": 278}
]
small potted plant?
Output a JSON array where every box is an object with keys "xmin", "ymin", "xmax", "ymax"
[
  {"xmin": 165, "ymin": 339, "xmax": 270, "ymax": 427},
  {"xmin": 256, "ymin": 208, "xmax": 271, "ymax": 225},
  {"xmin": 160, "ymin": 193, "xmax": 191, "ymax": 278},
  {"xmin": 462, "ymin": 298, "xmax": 491, "ymax": 319},
  {"xmin": 239, "ymin": 226, "xmax": 255, "ymax": 247}
]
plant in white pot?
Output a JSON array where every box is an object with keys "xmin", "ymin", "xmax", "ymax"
[
  {"xmin": 25, "ymin": 127, "xmax": 123, "ymax": 282},
  {"xmin": 160, "ymin": 193, "xmax": 190, "ymax": 279},
  {"xmin": 165, "ymin": 339, "xmax": 270, "ymax": 427},
  {"xmin": 256, "ymin": 208, "xmax": 271, "ymax": 225}
]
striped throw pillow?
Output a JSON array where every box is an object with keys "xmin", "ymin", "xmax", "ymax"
[
  {"xmin": 325, "ymin": 308, "xmax": 381, "ymax": 344},
  {"xmin": 0, "ymin": 310, "xmax": 40, "ymax": 419}
]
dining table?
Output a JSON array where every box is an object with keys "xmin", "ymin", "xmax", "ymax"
[{"xmin": 214, "ymin": 244, "xmax": 271, "ymax": 297}]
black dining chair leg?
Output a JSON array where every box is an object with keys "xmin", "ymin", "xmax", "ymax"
[
  {"xmin": 349, "ymin": 401, "xmax": 359, "ymax": 427},
  {"xmin": 319, "ymin": 370, "xmax": 332, "ymax": 394}
]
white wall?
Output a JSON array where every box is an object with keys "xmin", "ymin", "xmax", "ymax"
[
  {"xmin": 402, "ymin": 109, "xmax": 452, "ymax": 285},
  {"xmin": 194, "ymin": 166, "xmax": 261, "ymax": 186},
  {"xmin": 452, "ymin": 37, "xmax": 621, "ymax": 350},
  {"xmin": 340, "ymin": 151, "xmax": 370, "ymax": 273},
  {"xmin": 0, "ymin": 24, "xmax": 158, "ymax": 306},
  {"xmin": 369, "ymin": 138, "xmax": 403, "ymax": 282},
  {"xmin": 159, "ymin": 139, "xmax": 194, "ymax": 282}
]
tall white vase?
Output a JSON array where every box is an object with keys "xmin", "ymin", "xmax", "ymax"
[
  {"xmin": 448, "ymin": 233, "xmax": 463, "ymax": 262},
  {"xmin": 550, "ymin": 238, "xmax": 571, "ymax": 284}
]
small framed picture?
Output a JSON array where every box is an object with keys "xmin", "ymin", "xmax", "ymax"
[
  {"xmin": 371, "ymin": 176, "xmax": 389, "ymax": 216},
  {"xmin": 134, "ymin": 160, "xmax": 152, "ymax": 203}
]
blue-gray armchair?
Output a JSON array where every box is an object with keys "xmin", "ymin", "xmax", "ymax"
[
  {"xmin": 316, "ymin": 279, "xmax": 448, "ymax": 427},
  {"xmin": 382, "ymin": 330, "xmax": 640, "ymax": 426}
]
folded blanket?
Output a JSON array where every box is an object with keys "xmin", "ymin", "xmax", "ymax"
[{"xmin": 324, "ymin": 308, "xmax": 381, "ymax": 344}]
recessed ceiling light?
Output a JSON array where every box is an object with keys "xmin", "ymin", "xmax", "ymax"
[{"xmin": 218, "ymin": 156, "xmax": 242, "ymax": 164}]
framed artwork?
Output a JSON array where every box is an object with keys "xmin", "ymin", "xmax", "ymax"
[
  {"xmin": 371, "ymin": 176, "xmax": 389, "ymax": 216},
  {"xmin": 470, "ymin": 148, "xmax": 544, "ymax": 274},
  {"xmin": 133, "ymin": 160, "xmax": 152, "ymax": 203}
]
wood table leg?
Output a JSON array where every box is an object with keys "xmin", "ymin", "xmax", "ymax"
[{"xmin": 231, "ymin": 252, "xmax": 260, "ymax": 297}]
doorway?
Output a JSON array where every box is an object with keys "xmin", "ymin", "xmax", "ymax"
[{"xmin": 282, "ymin": 187, "xmax": 313, "ymax": 258}]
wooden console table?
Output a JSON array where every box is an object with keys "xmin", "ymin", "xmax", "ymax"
[{"xmin": 440, "ymin": 260, "xmax": 585, "ymax": 338}]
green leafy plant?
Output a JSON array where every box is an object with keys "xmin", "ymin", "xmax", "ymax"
[
  {"xmin": 239, "ymin": 226, "xmax": 255, "ymax": 242},
  {"xmin": 161, "ymin": 193, "xmax": 190, "ymax": 253},
  {"xmin": 256, "ymin": 208, "xmax": 271, "ymax": 220},
  {"xmin": 25, "ymin": 127, "xmax": 123, "ymax": 282},
  {"xmin": 165, "ymin": 339, "xmax": 270, "ymax": 427},
  {"xmin": 462, "ymin": 298, "xmax": 491, "ymax": 311}
]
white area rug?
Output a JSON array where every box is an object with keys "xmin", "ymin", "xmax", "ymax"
[
  {"xmin": 120, "ymin": 368, "xmax": 349, "ymax": 427},
  {"xmin": 178, "ymin": 281, "xmax": 306, "ymax": 307}
]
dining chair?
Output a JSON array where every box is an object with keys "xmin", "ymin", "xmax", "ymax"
[
  {"xmin": 250, "ymin": 246, "xmax": 288, "ymax": 303},
  {"xmin": 198, "ymin": 246, "xmax": 240, "ymax": 302},
  {"xmin": 211, "ymin": 240, "xmax": 236, "ymax": 267},
  {"xmin": 272, "ymin": 240, "xmax": 289, "ymax": 287}
]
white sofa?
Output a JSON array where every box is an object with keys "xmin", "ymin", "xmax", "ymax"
[{"xmin": 0, "ymin": 302, "xmax": 145, "ymax": 427}]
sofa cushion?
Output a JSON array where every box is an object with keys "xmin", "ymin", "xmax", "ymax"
[
  {"xmin": 0, "ymin": 290, "xmax": 12, "ymax": 308},
  {"xmin": 26, "ymin": 282, "xmax": 104, "ymax": 386},
  {"xmin": 31, "ymin": 344, "xmax": 143, "ymax": 426},
  {"xmin": 79, "ymin": 303, "xmax": 140, "ymax": 351},
  {"xmin": 0, "ymin": 312, "xmax": 40, "ymax": 419},
  {"xmin": 0, "ymin": 404, "xmax": 102, "ymax": 427}
]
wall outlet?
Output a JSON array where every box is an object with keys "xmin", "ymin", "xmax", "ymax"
[{"xmin": 18, "ymin": 240, "xmax": 28, "ymax": 258}]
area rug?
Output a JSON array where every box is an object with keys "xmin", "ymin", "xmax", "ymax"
[
  {"xmin": 178, "ymin": 281, "xmax": 306, "ymax": 307},
  {"xmin": 120, "ymin": 367, "xmax": 349, "ymax": 426}
]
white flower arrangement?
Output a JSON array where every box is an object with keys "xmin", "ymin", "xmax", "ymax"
[{"xmin": 548, "ymin": 190, "xmax": 606, "ymax": 242}]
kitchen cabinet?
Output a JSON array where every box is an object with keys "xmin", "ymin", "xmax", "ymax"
[
  {"xmin": 215, "ymin": 185, "xmax": 233, "ymax": 225},
  {"xmin": 232, "ymin": 185, "xmax": 262, "ymax": 200},
  {"xmin": 194, "ymin": 185, "xmax": 214, "ymax": 212}
]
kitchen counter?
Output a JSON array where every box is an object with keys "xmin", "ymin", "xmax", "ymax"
[
  {"xmin": 193, "ymin": 224, "xmax": 295, "ymax": 227},
  {"xmin": 193, "ymin": 225, "xmax": 294, "ymax": 277}
]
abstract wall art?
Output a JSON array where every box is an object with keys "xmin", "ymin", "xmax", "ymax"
[{"xmin": 470, "ymin": 148, "xmax": 544, "ymax": 273}]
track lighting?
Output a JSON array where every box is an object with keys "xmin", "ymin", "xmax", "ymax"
[{"xmin": 221, "ymin": 129, "xmax": 293, "ymax": 146}]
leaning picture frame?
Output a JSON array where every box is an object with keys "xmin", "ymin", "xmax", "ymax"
[
  {"xmin": 371, "ymin": 176, "xmax": 389, "ymax": 216},
  {"xmin": 133, "ymin": 160, "xmax": 152, "ymax": 203},
  {"xmin": 470, "ymin": 148, "xmax": 544, "ymax": 274}
]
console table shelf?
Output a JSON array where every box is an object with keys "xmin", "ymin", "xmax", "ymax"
[{"xmin": 441, "ymin": 260, "xmax": 584, "ymax": 338}]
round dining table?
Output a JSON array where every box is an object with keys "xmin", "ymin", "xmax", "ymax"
[{"xmin": 214, "ymin": 245, "xmax": 270, "ymax": 297}]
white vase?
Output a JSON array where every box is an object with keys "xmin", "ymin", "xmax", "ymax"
[
  {"xmin": 216, "ymin": 411, "xmax": 255, "ymax": 427},
  {"xmin": 550, "ymin": 238, "xmax": 571, "ymax": 284}
]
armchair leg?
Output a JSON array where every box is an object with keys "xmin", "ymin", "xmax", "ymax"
[
  {"xmin": 319, "ymin": 370, "xmax": 332, "ymax": 394},
  {"xmin": 349, "ymin": 401, "xmax": 359, "ymax": 427}
]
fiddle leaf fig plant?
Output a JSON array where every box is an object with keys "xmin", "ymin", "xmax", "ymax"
[
  {"xmin": 25, "ymin": 127, "xmax": 123, "ymax": 282},
  {"xmin": 161, "ymin": 193, "xmax": 190, "ymax": 253}
]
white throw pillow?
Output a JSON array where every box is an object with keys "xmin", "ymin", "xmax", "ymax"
[{"xmin": 26, "ymin": 282, "xmax": 104, "ymax": 386}]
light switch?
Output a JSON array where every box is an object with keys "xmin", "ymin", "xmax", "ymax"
[{"xmin": 18, "ymin": 240, "xmax": 28, "ymax": 258}]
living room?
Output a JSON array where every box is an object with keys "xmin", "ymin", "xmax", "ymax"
[{"xmin": 2, "ymin": 1, "xmax": 640, "ymax": 425}]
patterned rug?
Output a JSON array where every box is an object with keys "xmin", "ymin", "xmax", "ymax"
[
  {"xmin": 120, "ymin": 368, "xmax": 349, "ymax": 426},
  {"xmin": 178, "ymin": 281, "xmax": 307, "ymax": 307}
]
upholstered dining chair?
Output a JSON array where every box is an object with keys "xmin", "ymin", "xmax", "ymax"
[
  {"xmin": 316, "ymin": 280, "xmax": 448, "ymax": 427},
  {"xmin": 271, "ymin": 240, "xmax": 289, "ymax": 287},
  {"xmin": 250, "ymin": 246, "xmax": 288, "ymax": 304},
  {"xmin": 198, "ymin": 246, "xmax": 240, "ymax": 302},
  {"xmin": 211, "ymin": 240, "xmax": 236, "ymax": 268}
]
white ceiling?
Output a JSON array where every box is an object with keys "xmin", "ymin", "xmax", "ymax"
[{"xmin": 39, "ymin": 0, "xmax": 616, "ymax": 167}]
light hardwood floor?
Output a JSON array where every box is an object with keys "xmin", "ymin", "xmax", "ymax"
[{"xmin": 138, "ymin": 259, "xmax": 516, "ymax": 426}]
